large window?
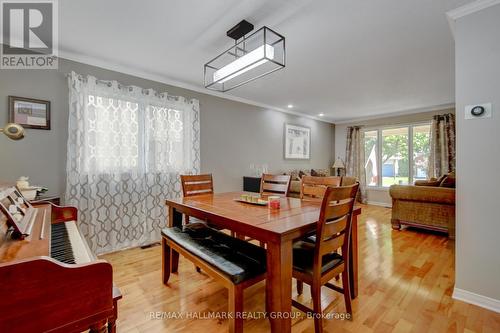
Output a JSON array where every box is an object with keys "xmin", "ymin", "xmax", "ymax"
[{"xmin": 363, "ymin": 123, "xmax": 431, "ymax": 187}]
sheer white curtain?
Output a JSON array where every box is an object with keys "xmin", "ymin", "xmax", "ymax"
[{"xmin": 65, "ymin": 72, "xmax": 200, "ymax": 254}]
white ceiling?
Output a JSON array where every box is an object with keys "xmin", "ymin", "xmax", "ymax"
[{"xmin": 59, "ymin": 0, "xmax": 471, "ymax": 122}]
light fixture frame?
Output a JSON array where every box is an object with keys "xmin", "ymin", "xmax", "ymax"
[{"xmin": 204, "ymin": 26, "xmax": 286, "ymax": 92}]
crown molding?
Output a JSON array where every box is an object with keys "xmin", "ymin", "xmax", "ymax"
[
  {"xmin": 58, "ymin": 49, "xmax": 332, "ymax": 124},
  {"xmin": 447, "ymin": 0, "xmax": 500, "ymax": 37},
  {"xmin": 332, "ymin": 103, "xmax": 455, "ymax": 125}
]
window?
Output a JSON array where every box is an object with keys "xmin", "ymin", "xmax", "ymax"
[{"xmin": 363, "ymin": 123, "xmax": 431, "ymax": 187}]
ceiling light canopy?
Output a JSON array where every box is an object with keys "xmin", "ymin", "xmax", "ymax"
[{"xmin": 205, "ymin": 21, "xmax": 285, "ymax": 92}]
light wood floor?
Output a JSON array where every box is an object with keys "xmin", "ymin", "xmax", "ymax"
[{"xmin": 101, "ymin": 205, "xmax": 500, "ymax": 333}]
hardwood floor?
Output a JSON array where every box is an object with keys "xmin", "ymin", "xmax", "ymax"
[{"xmin": 101, "ymin": 205, "xmax": 500, "ymax": 332}]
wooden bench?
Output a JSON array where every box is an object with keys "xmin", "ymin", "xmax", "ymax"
[{"xmin": 162, "ymin": 223, "xmax": 266, "ymax": 333}]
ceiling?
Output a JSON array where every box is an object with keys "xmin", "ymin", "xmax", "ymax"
[{"xmin": 59, "ymin": 0, "xmax": 471, "ymax": 122}]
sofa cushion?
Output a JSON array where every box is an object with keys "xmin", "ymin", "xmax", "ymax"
[
  {"xmin": 293, "ymin": 240, "xmax": 343, "ymax": 274},
  {"xmin": 389, "ymin": 185, "xmax": 455, "ymax": 204},
  {"xmin": 162, "ymin": 227, "xmax": 266, "ymax": 284},
  {"xmin": 414, "ymin": 179, "xmax": 441, "ymax": 186},
  {"xmin": 311, "ymin": 169, "xmax": 329, "ymax": 177}
]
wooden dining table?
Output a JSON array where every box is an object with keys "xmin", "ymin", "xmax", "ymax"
[{"xmin": 165, "ymin": 191, "xmax": 361, "ymax": 333}]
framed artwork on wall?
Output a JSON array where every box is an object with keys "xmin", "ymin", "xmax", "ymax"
[
  {"xmin": 9, "ymin": 96, "xmax": 51, "ymax": 130},
  {"xmin": 284, "ymin": 123, "xmax": 311, "ymax": 159}
]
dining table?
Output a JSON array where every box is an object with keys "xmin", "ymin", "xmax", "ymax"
[{"xmin": 165, "ymin": 191, "xmax": 361, "ymax": 333}]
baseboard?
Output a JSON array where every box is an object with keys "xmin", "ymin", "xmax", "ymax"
[
  {"xmin": 453, "ymin": 288, "xmax": 500, "ymax": 313},
  {"xmin": 366, "ymin": 200, "xmax": 392, "ymax": 208}
]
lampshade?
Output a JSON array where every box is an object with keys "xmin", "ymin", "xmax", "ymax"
[
  {"xmin": 332, "ymin": 158, "xmax": 345, "ymax": 169},
  {"xmin": 204, "ymin": 26, "xmax": 285, "ymax": 92}
]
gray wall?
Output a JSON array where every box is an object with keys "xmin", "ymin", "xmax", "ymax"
[
  {"xmin": 334, "ymin": 109, "xmax": 455, "ymax": 206},
  {"xmin": 454, "ymin": 5, "xmax": 500, "ymax": 302},
  {"xmin": 0, "ymin": 58, "xmax": 334, "ymax": 196}
]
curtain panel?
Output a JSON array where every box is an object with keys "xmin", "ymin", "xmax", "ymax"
[
  {"xmin": 345, "ymin": 126, "xmax": 367, "ymax": 203},
  {"xmin": 429, "ymin": 113, "xmax": 455, "ymax": 178},
  {"xmin": 65, "ymin": 72, "xmax": 200, "ymax": 254}
]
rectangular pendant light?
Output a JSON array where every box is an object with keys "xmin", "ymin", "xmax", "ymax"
[
  {"xmin": 213, "ymin": 44, "xmax": 275, "ymax": 83},
  {"xmin": 204, "ymin": 26, "xmax": 285, "ymax": 92}
]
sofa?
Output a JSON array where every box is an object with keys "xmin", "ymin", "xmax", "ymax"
[
  {"xmin": 283, "ymin": 169, "xmax": 357, "ymax": 198},
  {"xmin": 389, "ymin": 172, "xmax": 456, "ymax": 239}
]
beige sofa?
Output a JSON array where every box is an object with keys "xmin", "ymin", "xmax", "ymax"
[
  {"xmin": 283, "ymin": 169, "xmax": 357, "ymax": 198},
  {"xmin": 389, "ymin": 172, "xmax": 456, "ymax": 239}
]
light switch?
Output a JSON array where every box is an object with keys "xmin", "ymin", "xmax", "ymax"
[{"xmin": 465, "ymin": 103, "xmax": 492, "ymax": 119}]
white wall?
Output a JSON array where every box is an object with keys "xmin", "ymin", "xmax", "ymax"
[
  {"xmin": 453, "ymin": 3, "xmax": 500, "ymax": 310},
  {"xmin": 334, "ymin": 109, "xmax": 454, "ymax": 206},
  {"xmin": 0, "ymin": 58, "xmax": 335, "ymax": 197}
]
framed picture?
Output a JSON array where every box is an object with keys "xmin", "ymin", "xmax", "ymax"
[
  {"xmin": 9, "ymin": 96, "xmax": 51, "ymax": 130},
  {"xmin": 284, "ymin": 123, "xmax": 311, "ymax": 160}
]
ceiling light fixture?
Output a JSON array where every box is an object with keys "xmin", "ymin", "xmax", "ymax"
[
  {"xmin": 287, "ymin": 104, "xmax": 293, "ymax": 108},
  {"xmin": 318, "ymin": 113, "xmax": 324, "ymax": 117},
  {"xmin": 204, "ymin": 20, "xmax": 285, "ymax": 92}
]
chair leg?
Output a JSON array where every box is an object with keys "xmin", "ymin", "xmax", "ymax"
[
  {"xmin": 171, "ymin": 248, "xmax": 179, "ymax": 273},
  {"xmin": 228, "ymin": 285, "xmax": 244, "ymax": 333},
  {"xmin": 162, "ymin": 238, "xmax": 171, "ymax": 284},
  {"xmin": 297, "ymin": 280, "xmax": 303, "ymax": 295},
  {"xmin": 341, "ymin": 270, "xmax": 353, "ymax": 319},
  {"xmin": 311, "ymin": 284, "xmax": 323, "ymax": 333},
  {"xmin": 391, "ymin": 218, "xmax": 401, "ymax": 230}
]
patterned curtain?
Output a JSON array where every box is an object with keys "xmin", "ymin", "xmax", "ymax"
[
  {"xmin": 429, "ymin": 113, "xmax": 455, "ymax": 178},
  {"xmin": 65, "ymin": 72, "xmax": 200, "ymax": 254},
  {"xmin": 345, "ymin": 126, "xmax": 367, "ymax": 203}
]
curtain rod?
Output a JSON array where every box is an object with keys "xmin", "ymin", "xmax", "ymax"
[{"xmin": 65, "ymin": 72, "xmax": 188, "ymax": 102}]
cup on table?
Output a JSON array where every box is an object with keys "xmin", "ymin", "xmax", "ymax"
[{"xmin": 268, "ymin": 196, "xmax": 281, "ymax": 209}]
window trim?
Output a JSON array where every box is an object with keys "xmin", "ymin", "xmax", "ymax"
[{"xmin": 363, "ymin": 121, "xmax": 431, "ymax": 188}]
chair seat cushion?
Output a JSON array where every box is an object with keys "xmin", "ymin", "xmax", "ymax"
[
  {"xmin": 162, "ymin": 227, "xmax": 266, "ymax": 284},
  {"xmin": 292, "ymin": 240, "xmax": 343, "ymax": 275}
]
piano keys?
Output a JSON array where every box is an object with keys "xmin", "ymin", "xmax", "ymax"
[{"xmin": 0, "ymin": 184, "xmax": 121, "ymax": 333}]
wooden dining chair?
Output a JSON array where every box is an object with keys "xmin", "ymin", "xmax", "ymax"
[
  {"xmin": 181, "ymin": 174, "xmax": 214, "ymax": 198},
  {"xmin": 260, "ymin": 174, "xmax": 291, "ymax": 197},
  {"xmin": 292, "ymin": 183, "xmax": 359, "ymax": 333},
  {"xmin": 300, "ymin": 176, "xmax": 342, "ymax": 201}
]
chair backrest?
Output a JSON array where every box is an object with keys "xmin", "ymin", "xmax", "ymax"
[
  {"xmin": 260, "ymin": 174, "xmax": 291, "ymax": 197},
  {"xmin": 180, "ymin": 174, "xmax": 214, "ymax": 197},
  {"xmin": 314, "ymin": 183, "xmax": 359, "ymax": 275},
  {"xmin": 300, "ymin": 176, "xmax": 342, "ymax": 200}
]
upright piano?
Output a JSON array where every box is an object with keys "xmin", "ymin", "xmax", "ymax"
[{"xmin": 0, "ymin": 184, "xmax": 121, "ymax": 333}]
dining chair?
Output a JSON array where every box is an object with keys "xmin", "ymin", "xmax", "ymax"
[
  {"xmin": 260, "ymin": 174, "xmax": 291, "ymax": 197},
  {"xmin": 181, "ymin": 174, "xmax": 214, "ymax": 198},
  {"xmin": 292, "ymin": 183, "xmax": 359, "ymax": 333},
  {"xmin": 300, "ymin": 176, "xmax": 342, "ymax": 201}
]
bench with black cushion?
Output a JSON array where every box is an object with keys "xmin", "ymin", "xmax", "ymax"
[{"xmin": 161, "ymin": 223, "xmax": 266, "ymax": 333}]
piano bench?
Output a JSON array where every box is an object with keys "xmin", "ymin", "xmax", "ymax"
[{"xmin": 161, "ymin": 225, "xmax": 266, "ymax": 333}]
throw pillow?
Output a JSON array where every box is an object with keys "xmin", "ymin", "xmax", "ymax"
[
  {"xmin": 440, "ymin": 171, "xmax": 456, "ymax": 188},
  {"xmin": 311, "ymin": 169, "xmax": 329, "ymax": 177}
]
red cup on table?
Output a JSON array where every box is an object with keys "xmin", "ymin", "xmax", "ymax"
[{"xmin": 268, "ymin": 196, "xmax": 281, "ymax": 209}]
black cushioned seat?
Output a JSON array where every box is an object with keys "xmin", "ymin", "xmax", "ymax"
[
  {"xmin": 162, "ymin": 226, "xmax": 266, "ymax": 284},
  {"xmin": 292, "ymin": 240, "xmax": 343, "ymax": 274}
]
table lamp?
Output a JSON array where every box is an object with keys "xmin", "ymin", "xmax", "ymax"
[
  {"xmin": 332, "ymin": 157, "xmax": 345, "ymax": 176},
  {"xmin": 1, "ymin": 123, "xmax": 25, "ymax": 140}
]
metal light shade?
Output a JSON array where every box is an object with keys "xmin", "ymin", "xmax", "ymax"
[
  {"xmin": 205, "ymin": 26, "xmax": 285, "ymax": 92},
  {"xmin": 1, "ymin": 123, "xmax": 25, "ymax": 140}
]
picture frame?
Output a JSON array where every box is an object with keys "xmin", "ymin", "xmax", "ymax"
[
  {"xmin": 9, "ymin": 96, "xmax": 51, "ymax": 130},
  {"xmin": 284, "ymin": 123, "xmax": 311, "ymax": 160}
]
